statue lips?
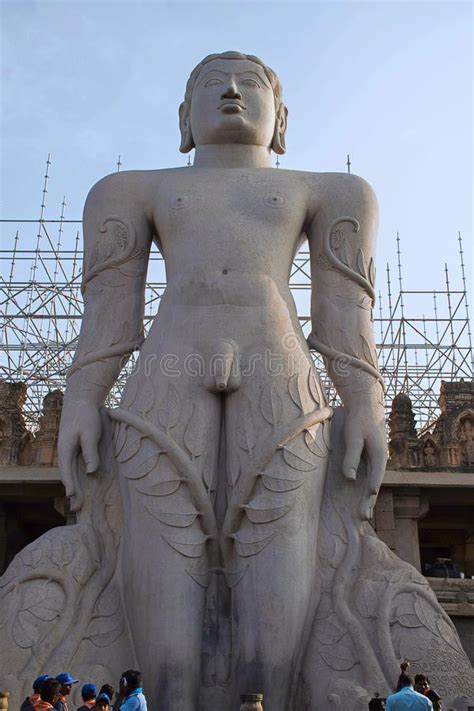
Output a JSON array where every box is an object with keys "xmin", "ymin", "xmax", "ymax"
[{"xmin": 218, "ymin": 101, "xmax": 247, "ymax": 114}]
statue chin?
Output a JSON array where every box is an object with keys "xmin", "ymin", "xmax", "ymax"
[{"xmin": 1, "ymin": 410, "xmax": 473, "ymax": 710}]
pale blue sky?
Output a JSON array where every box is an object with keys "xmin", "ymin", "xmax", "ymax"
[{"xmin": 1, "ymin": 0, "xmax": 472, "ymax": 296}]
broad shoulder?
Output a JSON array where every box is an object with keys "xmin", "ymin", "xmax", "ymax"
[
  {"xmin": 303, "ymin": 170, "xmax": 377, "ymax": 208},
  {"xmin": 292, "ymin": 170, "xmax": 378, "ymax": 224},
  {"xmin": 85, "ymin": 167, "xmax": 187, "ymax": 214}
]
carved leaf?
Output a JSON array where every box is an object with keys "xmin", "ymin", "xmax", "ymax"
[
  {"xmin": 138, "ymin": 384, "xmax": 155, "ymax": 416},
  {"xmin": 158, "ymin": 384, "xmax": 181, "ymax": 431},
  {"xmin": 337, "ymin": 237, "xmax": 351, "ymax": 266},
  {"xmin": 260, "ymin": 383, "xmax": 283, "ymax": 426},
  {"xmin": 354, "ymin": 581, "xmax": 379, "ymax": 619},
  {"xmin": 109, "ymin": 320, "xmax": 130, "ymax": 347},
  {"xmin": 361, "ymin": 335, "xmax": 377, "ymax": 369},
  {"xmin": 322, "ymin": 420, "xmax": 332, "ymax": 452},
  {"xmin": 162, "ymin": 531, "xmax": 207, "ymax": 558},
  {"xmin": 236, "ymin": 407, "xmax": 256, "ymax": 454},
  {"xmin": 340, "ymin": 329, "xmax": 359, "ymax": 358},
  {"xmin": 227, "ymin": 455, "xmax": 240, "ymax": 487},
  {"xmin": 232, "ymin": 530, "xmax": 275, "ymax": 557},
  {"xmin": 50, "ymin": 538, "xmax": 75, "ymax": 568},
  {"xmin": 117, "ymin": 428, "xmax": 142, "ymax": 463},
  {"xmin": 356, "ymin": 248, "xmax": 367, "ymax": 279},
  {"xmin": 122, "ymin": 449, "xmax": 162, "ymax": 480},
  {"xmin": 12, "ymin": 611, "xmax": 38, "ymax": 649},
  {"xmin": 137, "ymin": 479, "xmax": 181, "ymax": 497},
  {"xmin": 318, "ymin": 633, "xmax": 356, "ymax": 671},
  {"xmin": 89, "ymin": 624, "xmax": 124, "ymax": 648},
  {"xmin": 318, "ymin": 532, "xmax": 344, "ymax": 569},
  {"xmin": 146, "ymin": 506, "xmax": 199, "ymax": 528},
  {"xmin": 368, "ymin": 257, "xmax": 376, "ymax": 287},
  {"xmin": 308, "ymin": 369, "xmax": 321, "ymax": 407},
  {"xmin": 414, "ymin": 595, "xmax": 439, "ymax": 637},
  {"xmin": 283, "ymin": 437, "xmax": 318, "ymax": 471},
  {"xmin": 21, "ymin": 540, "xmax": 47, "ymax": 567},
  {"xmin": 114, "ymin": 422, "xmax": 128, "ymax": 457},
  {"xmin": 243, "ymin": 494, "xmax": 294, "ymax": 523},
  {"xmin": 123, "ymin": 373, "xmax": 139, "ymax": 409},
  {"xmin": 202, "ymin": 442, "xmax": 216, "ymax": 491},
  {"xmin": 397, "ymin": 612, "xmax": 424, "ymax": 628},
  {"xmin": 436, "ymin": 616, "xmax": 465, "ymax": 655},
  {"xmin": 288, "ymin": 373, "xmax": 303, "ymax": 412},
  {"xmin": 317, "ymin": 320, "xmax": 331, "ymax": 348},
  {"xmin": 315, "ymin": 616, "xmax": 345, "ymax": 645},
  {"xmin": 304, "ymin": 430, "xmax": 327, "ymax": 458},
  {"xmin": 261, "ymin": 473, "xmax": 305, "ymax": 493},
  {"xmin": 184, "ymin": 406, "xmax": 207, "ymax": 458},
  {"xmin": 96, "ymin": 588, "xmax": 121, "ymax": 618},
  {"xmin": 73, "ymin": 546, "xmax": 95, "ymax": 585},
  {"xmin": 224, "ymin": 565, "xmax": 249, "ymax": 589},
  {"xmin": 186, "ymin": 568, "xmax": 210, "ymax": 588}
]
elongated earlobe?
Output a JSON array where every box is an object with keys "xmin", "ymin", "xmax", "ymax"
[
  {"xmin": 179, "ymin": 102, "xmax": 194, "ymax": 153},
  {"xmin": 271, "ymin": 103, "xmax": 288, "ymax": 155}
]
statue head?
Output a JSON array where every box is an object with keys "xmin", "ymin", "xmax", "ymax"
[{"xmin": 179, "ymin": 51, "xmax": 288, "ymax": 155}]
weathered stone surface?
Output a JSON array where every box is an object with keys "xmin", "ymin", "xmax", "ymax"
[{"xmin": 0, "ymin": 51, "xmax": 472, "ymax": 710}]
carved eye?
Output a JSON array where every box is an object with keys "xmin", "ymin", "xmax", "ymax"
[
  {"xmin": 205, "ymin": 77, "xmax": 223, "ymax": 87},
  {"xmin": 241, "ymin": 78, "xmax": 260, "ymax": 88}
]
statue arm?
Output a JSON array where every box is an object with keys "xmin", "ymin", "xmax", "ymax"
[
  {"xmin": 59, "ymin": 172, "xmax": 153, "ymax": 506},
  {"xmin": 307, "ymin": 174, "xmax": 387, "ymax": 515}
]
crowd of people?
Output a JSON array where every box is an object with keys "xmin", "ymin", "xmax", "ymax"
[
  {"xmin": 18, "ymin": 662, "xmax": 444, "ymax": 711},
  {"xmin": 369, "ymin": 662, "xmax": 442, "ymax": 710},
  {"xmin": 19, "ymin": 670, "xmax": 147, "ymax": 711}
]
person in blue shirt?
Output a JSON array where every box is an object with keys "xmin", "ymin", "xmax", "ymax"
[
  {"xmin": 385, "ymin": 674, "xmax": 433, "ymax": 710},
  {"xmin": 118, "ymin": 671, "xmax": 147, "ymax": 711}
]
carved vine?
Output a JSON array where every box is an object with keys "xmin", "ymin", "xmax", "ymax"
[
  {"xmin": 309, "ymin": 216, "xmax": 384, "ymax": 389},
  {"xmin": 81, "ymin": 216, "xmax": 140, "ymax": 291}
]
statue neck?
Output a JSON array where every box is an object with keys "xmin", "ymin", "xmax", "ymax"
[{"xmin": 193, "ymin": 144, "xmax": 273, "ymax": 169}]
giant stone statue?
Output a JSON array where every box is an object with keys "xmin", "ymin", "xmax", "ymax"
[{"xmin": 1, "ymin": 51, "xmax": 473, "ymax": 711}]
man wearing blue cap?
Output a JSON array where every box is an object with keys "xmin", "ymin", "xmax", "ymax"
[
  {"xmin": 54, "ymin": 673, "xmax": 79, "ymax": 711},
  {"xmin": 77, "ymin": 684, "xmax": 97, "ymax": 711},
  {"xmin": 20, "ymin": 675, "xmax": 50, "ymax": 711}
]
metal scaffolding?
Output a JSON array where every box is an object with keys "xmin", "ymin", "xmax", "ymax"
[{"xmin": 1, "ymin": 157, "xmax": 472, "ymax": 432}]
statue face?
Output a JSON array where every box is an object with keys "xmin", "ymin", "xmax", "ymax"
[{"xmin": 189, "ymin": 58, "xmax": 276, "ymax": 149}]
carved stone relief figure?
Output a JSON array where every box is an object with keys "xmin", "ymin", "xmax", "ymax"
[
  {"xmin": 423, "ymin": 439, "xmax": 438, "ymax": 467},
  {"xmin": 458, "ymin": 415, "xmax": 474, "ymax": 466},
  {"xmin": 0, "ymin": 52, "xmax": 473, "ymax": 710}
]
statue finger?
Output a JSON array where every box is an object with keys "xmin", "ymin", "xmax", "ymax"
[
  {"xmin": 342, "ymin": 433, "xmax": 363, "ymax": 480},
  {"xmin": 58, "ymin": 438, "xmax": 77, "ymax": 499},
  {"xmin": 80, "ymin": 429, "xmax": 100, "ymax": 474}
]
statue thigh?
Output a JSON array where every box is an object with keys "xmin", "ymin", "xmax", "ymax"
[
  {"xmin": 223, "ymin": 360, "xmax": 329, "ymax": 706},
  {"xmin": 115, "ymin": 370, "xmax": 222, "ymax": 707}
]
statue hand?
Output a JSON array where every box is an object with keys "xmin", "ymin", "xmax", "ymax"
[
  {"xmin": 342, "ymin": 402, "xmax": 387, "ymax": 519},
  {"xmin": 58, "ymin": 398, "xmax": 102, "ymax": 511}
]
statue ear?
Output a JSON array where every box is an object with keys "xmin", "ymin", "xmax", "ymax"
[
  {"xmin": 179, "ymin": 101, "xmax": 194, "ymax": 153},
  {"xmin": 271, "ymin": 103, "xmax": 288, "ymax": 155}
]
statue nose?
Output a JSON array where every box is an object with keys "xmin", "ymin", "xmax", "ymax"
[{"xmin": 221, "ymin": 82, "xmax": 242, "ymax": 100}]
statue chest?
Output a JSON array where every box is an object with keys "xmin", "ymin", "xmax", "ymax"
[{"xmin": 153, "ymin": 173, "xmax": 307, "ymax": 244}]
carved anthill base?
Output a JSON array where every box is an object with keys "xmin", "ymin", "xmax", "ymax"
[{"xmin": 0, "ymin": 410, "xmax": 473, "ymax": 711}]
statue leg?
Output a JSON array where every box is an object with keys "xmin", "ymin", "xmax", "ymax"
[
  {"xmin": 114, "ymin": 370, "xmax": 221, "ymax": 711},
  {"xmin": 223, "ymin": 359, "xmax": 330, "ymax": 709}
]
